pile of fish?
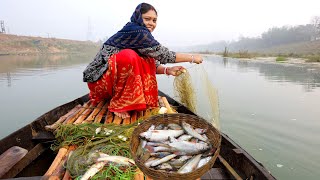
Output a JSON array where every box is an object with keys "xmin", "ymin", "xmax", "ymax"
[{"xmin": 136, "ymin": 121, "xmax": 216, "ymax": 174}]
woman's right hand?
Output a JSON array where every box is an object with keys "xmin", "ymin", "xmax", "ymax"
[
  {"xmin": 175, "ymin": 53, "xmax": 204, "ymax": 64},
  {"xmin": 192, "ymin": 54, "xmax": 204, "ymax": 64}
]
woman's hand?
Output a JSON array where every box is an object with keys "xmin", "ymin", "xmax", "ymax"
[
  {"xmin": 175, "ymin": 53, "xmax": 204, "ymax": 64},
  {"xmin": 192, "ymin": 54, "xmax": 203, "ymax": 64},
  {"xmin": 167, "ymin": 66, "xmax": 186, "ymax": 76}
]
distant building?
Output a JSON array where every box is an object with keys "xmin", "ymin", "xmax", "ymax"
[{"xmin": 0, "ymin": 20, "xmax": 6, "ymax": 34}]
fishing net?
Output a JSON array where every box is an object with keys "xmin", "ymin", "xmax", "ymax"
[
  {"xmin": 173, "ymin": 64, "xmax": 220, "ymax": 130},
  {"xmin": 173, "ymin": 70, "xmax": 196, "ymax": 113},
  {"xmin": 52, "ymin": 123, "xmax": 139, "ymax": 179}
]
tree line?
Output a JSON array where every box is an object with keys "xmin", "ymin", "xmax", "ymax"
[{"xmin": 196, "ymin": 16, "xmax": 320, "ymax": 53}]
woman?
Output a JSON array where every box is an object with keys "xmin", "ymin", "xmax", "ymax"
[{"xmin": 83, "ymin": 3, "xmax": 203, "ymax": 118}]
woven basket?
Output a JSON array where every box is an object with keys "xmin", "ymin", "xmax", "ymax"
[{"xmin": 130, "ymin": 113, "xmax": 221, "ymax": 180}]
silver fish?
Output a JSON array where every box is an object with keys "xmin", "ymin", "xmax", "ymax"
[
  {"xmin": 151, "ymin": 154, "xmax": 177, "ymax": 167},
  {"xmin": 146, "ymin": 145, "xmax": 177, "ymax": 153},
  {"xmin": 97, "ymin": 153, "xmax": 135, "ymax": 166},
  {"xmin": 136, "ymin": 140, "xmax": 147, "ymax": 158},
  {"xmin": 197, "ymin": 156, "xmax": 212, "ymax": 169},
  {"xmin": 202, "ymin": 147, "xmax": 217, "ymax": 157},
  {"xmin": 182, "ymin": 122, "xmax": 208, "ymax": 142},
  {"xmin": 195, "ymin": 128, "xmax": 207, "ymax": 134},
  {"xmin": 145, "ymin": 157, "xmax": 159, "ymax": 167},
  {"xmin": 80, "ymin": 161, "xmax": 107, "ymax": 180},
  {"xmin": 169, "ymin": 155, "xmax": 192, "ymax": 168},
  {"xmin": 168, "ymin": 123, "xmax": 182, "ymax": 130},
  {"xmin": 140, "ymin": 129, "xmax": 184, "ymax": 142},
  {"xmin": 155, "ymin": 124, "xmax": 165, "ymax": 130},
  {"xmin": 156, "ymin": 163, "xmax": 173, "ymax": 171},
  {"xmin": 202, "ymin": 134, "xmax": 208, "ymax": 140},
  {"xmin": 150, "ymin": 152, "xmax": 172, "ymax": 158},
  {"xmin": 177, "ymin": 134, "xmax": 193, "ymax": 141},
  {"xmin": 139, "ymin": 149, "xmax": 151, "ymax": 162},
  {"xmin": 178, "ymin": 154, "xmax": 202, "ymax": 174},
  {"xmin": 168, "ymin": 140, "xmax": 210, "ymax": 155},
  {"xmin": 146, "ymin": 142, "xmax": 169, "ymax": 147}
]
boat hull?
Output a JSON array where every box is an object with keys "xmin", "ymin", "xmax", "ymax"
[{"xmin": 0, "ymin": 92, "xmax": 275, "ymax": 179}]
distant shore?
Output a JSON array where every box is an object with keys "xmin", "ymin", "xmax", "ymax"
[
  {"xmin": 203, "ymin": 54, "xmax": 320, "ymax": 68},
  {"xmin": 0, "ymin": 34, "xmax": 100, "ymax": 56}
]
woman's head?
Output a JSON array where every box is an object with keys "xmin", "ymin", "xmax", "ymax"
[{"xmin": 130, "ymin": 3, "xmax": 157, "ymax": 32}]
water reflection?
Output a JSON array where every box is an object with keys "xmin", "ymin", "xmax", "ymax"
[
  {"xmin": 0, "ymin": 54, "xmax": 93, "ymax": 86},
  {"xmin": 214, "ymin": 57, "xmax": 320, "ymax": 91},
  {"xmin": 6, "ymin": 72, "xmax": 11, "ymax": 87}
]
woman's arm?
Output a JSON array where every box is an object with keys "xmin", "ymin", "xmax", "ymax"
[
  {"xmin": 156, "ymin": 65, "xmax": 185, "ymax": 76},
  {"xmin": 175, "ymin": 53, "xmax": 203, "ymax": 64},
  {"xmin": 138, "ymin": 45, "xmax": 203, "ymax": 64}
]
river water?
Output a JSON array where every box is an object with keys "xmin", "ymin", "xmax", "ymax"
[{"xmin": 0, "ymin": 54, "xmax": 319, "ymax": 179}]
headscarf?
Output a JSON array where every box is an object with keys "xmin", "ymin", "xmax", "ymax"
[
  {"xmin": 104, "ymin": 3, "xmax": 160, "ymax": 49},
  {"xmin": 83, "ymin": 3, "xmax": 160, "ymax": 82}
]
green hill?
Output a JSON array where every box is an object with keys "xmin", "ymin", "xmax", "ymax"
[{"xmin": 0, "ymin": 34, "xmax": 100, "ymax": 55}]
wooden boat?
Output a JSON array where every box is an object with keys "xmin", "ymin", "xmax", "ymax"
[{"xmin": 0, "ymin": 91, "xmax": 276, "ymax": 180}]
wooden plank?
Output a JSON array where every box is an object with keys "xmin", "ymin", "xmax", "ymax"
[
  {"xmin": 62, "ymin": 170, "xmax": 72, "ymax": 180},
  {"xmin": 43, "ymin": 147, "xmax": 68, "ymax": 178},
  {"xmin": 158, "ymin": 96, "xmax": 165, "ymax": 107},
  {"xmin": 134, "ymin": 169, "xmax": 144, "ymax": 180},
  {"xmin": 0, "ymin": 146, "xmax": 28, "ymax": 178},
  {"xmin": 130, "ymin": 111, "xmax": 137, "ymax": 123},
  {"xmin": 113, "ymin": 115, "xmax": 122, "ymax": 125},
  {"xmin": 123, "ymin": 116, "xmax": 131, "ymax": 125},
  {"xmin": 144, "ymin": 109, "xmax": 151, "ymax": 119},
  {"xmin": 161, "ymin": 97, "xmax": 175, "ymax": 113},
  {"xmin": 65, "ymin": 102, "xmax": 90, "ymax": 124},
  {"xmin": 137, "ymin": 111, "xmax": 144, "ymax": 120},
  {"xmin": 84, "ymin": 100, "xmax": 106, "ymax": 122},
  {"xmin": 200, "ymin": 168, "xmax": 232, "ymax": 179},
  {"xmin": 45, "ymin": 104, "xmax": 81, "ymax": 131},
  {"xmin": 74, "ymin": 103, "xmax": 94, "ymax": 124},
  {"xmin": 218, "ymin": 155, "xmax": 243, "ymax": 180},
  {"xmin": 49, "ymin": 146, "xmax": 76, "ymax": 180},
  {"xmin": 62, "ymin": 104, "xmax": 83, "ymax": 124},
  {"xmin": 104, "ymin": 111, "xmax": 114, "ymax": 124},
  {"xmin": 94, "ymin": 102, "xmax": 109, "ymax": 123},
  {"xmin": 1, "ymin": 144, "xmax": 46, "ymax": 179}
]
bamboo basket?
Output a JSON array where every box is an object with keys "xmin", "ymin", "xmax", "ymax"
[{"xmin": 130, "ymin": 113, "xmax": 221, "ymax": 180}]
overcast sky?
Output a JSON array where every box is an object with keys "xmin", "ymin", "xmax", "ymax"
[{"xmin": 1, "ymin": 0, "xmax": 319, "ymax": 47}]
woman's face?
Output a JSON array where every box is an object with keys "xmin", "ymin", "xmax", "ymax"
[{"xmin": 142, "ymin": 10, "xmax": 157, "ymax": 32}]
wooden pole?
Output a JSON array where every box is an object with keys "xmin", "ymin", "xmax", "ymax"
[
  {"xmin": 65, "ymin": 102, "xmax": 90, "ymax": 124},
  {"xmin": 158, "ymin": 96, "xmax": 165, "ymax": 107},
  {"xmin": 142, "ymin": 109, "xmax": 148, "ymax": 119},
  {"xmin": 134, "ymin": 169, "xmax": 144, "ymax": 180},
  {"xmin": 45, "ymin": 104, "xmax": 81, "ymax": 131},
  {"xmin": 84, "ymin": 100, "xmax": 106, "ymax": 122},
  {"xmin": 42, "ymin": 147, "xmax": 68, "ymax": 179},
  {"xmin": 94, "ymin": 102, "xmax": 109, "ymax": 123},
  {"xmin": 218, "ymin": 155, "xmax": 243, "ymax": 180},
  {"xmin": 113, "ymin": 115, "xmax": 122, "ymax": 125},
  {"xmin": 104, "ymin": 111, "xmax": 114, "ymax": 124},
  {"xmin": 130, "ymin": 111, "xmax": 137, "ymax": 123},
  {"xmin": 62, "ymin": 170, "xmax": 72, "ymax": 180},
  {"xmin": 48, "ymin": 146, "xmax": 76, "ymax": 180},
  {"xmin": 74, "ymin": 103, "xmax": 94, "ymax": 124},
  {"xmin": 161, "ymin": 97, "xmax": 175, "ymax": 113}
]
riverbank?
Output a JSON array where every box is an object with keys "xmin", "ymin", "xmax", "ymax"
[
  {"xmin": 0, "ymin": 34, "xmax": 100, "ymax": 55},
  {"xmin": 204, "ymin": 54, "xmax": 320, "ymax": 69}
]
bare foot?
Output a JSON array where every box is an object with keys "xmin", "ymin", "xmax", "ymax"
[{"xmin": 114, "ymin": 112, "xmax": 130, "ymax": 119}]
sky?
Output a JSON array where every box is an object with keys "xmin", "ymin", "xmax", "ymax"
[{"xmin": 1, "ymin": 0, "xmax": 320, "ymax": 47}]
